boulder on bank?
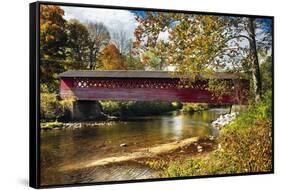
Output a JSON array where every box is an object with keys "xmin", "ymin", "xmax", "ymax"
[
  {"xmin": 211, "ymin": 112, "xmax": 238, "ymax": 129},
  {"xmin": 197, "ymin": 145, "xmax": 203, "ymax": 152}
]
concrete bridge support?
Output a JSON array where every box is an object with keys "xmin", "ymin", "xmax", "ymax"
[{"xmin": 72, "ymin": 100, "xmax": 104, "ymax": 121}]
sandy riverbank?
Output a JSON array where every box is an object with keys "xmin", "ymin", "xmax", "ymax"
[{"xmin": 59, "ymin": 136, "xmax": 206, "ymax": 172}]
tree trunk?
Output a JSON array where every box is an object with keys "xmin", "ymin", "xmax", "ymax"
[
  {"xmin": 229, "ymin": 104, "xmax": 232, "ymax": 114},
  {"xmin": 248, "ymin": 18, "xmax": 262, "ymax": 102},
  {"xmin": 88, "ymin": 48, "xmax": 93, "ymax": 70},
  {"xmin": 92, "ymin": 49, "xmax": 98, "ymax": 70}
]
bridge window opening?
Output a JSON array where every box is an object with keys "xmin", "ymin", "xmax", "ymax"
[{"xmin": 60, "ymin": 71, "xmax": 249, "ymax": 104}]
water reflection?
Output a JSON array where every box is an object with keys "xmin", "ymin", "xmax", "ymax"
[{"xmin": 40, "ymin": 108, "xmax": 229, "ymax": 185}]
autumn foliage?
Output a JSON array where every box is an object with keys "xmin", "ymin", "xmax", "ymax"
[
  {"xmin": 40, "ymin": 5, "xmax": 67, "ymax": 92},
  {"xmin": 97, "ymin": 43, "xmax": 125, "ymax": 70}
]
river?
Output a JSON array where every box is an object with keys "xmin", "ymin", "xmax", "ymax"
[{"xmin": 40, "ymin": 108, "xmax": 229, "ymax": 186}]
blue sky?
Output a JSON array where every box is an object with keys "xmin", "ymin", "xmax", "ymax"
[
  {"xmin": 130, "ymin": 10, "xmax": 146, "ymax": 18},
  {"xmin": 256, "ymin": 18, "xmax": 272, "ymax": 33}
]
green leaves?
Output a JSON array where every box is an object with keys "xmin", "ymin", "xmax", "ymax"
[{"xmin": 66, "ymin": 19, "xmax": 90, "ymax": 69}]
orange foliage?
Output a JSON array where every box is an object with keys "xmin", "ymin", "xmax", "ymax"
[
  {"xmin": 98, "ymin": 43, "xmax": 126, "ymax": 70},
  {"xmin": 40, "ymin": 5, "xmax": 66, "ymax": 47}
]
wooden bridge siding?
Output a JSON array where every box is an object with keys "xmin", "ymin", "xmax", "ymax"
[
  {"xmin": 60, "ymin": 77, "xmax": 249, "ymax": 104},
  {"xmin": 64, "ymin": 88, "xmax": 237, "ymax": 104}
]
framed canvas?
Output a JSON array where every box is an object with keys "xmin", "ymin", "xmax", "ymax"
[{"xmin": 29, "ymin": 1, "xmax": 274, "ymax": 188}]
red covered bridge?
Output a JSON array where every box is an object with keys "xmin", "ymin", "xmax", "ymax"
[{"xmin": 59, "ymin": 70, "xmax": 249, "ymax": 104}]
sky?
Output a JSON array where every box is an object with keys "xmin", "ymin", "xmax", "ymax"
[
  {"xmin": 61, "ymin": 6, "xmax": 169, "ymax": 42},
  {"xmin": 61, "ymin": 6, "xmax": 272, "ymax": 43},
  {"xmin": 62, "ymin": 6, "xmax": 139, "ymax": 40}
]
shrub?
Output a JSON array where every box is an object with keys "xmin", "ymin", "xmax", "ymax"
[
  {"xmin": 182, "ymin": 103, "xmax": 208, "ymax": 113},
  {"xmin": 41, "ymin": 121, "xmax": 64, "ymax": 130},
  {"xmin": 40, "ymin": 93, "xmax": 73, "ymax": 121},
  {"xmin": 165, "ymin": 93, "xmax": 272, "ymax": 177}
]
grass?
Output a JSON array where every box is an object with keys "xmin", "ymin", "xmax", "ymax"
[
  {"xmin": 41, "ymin": 121, "xmax": 64, "ymax": 130},
  {"xmin": 182, "ymin": 103, "xmax": 209, "ymax": 113},
  {"xmin": 163, "ymin": 91, "xmax": 272, "ymax": 177}
]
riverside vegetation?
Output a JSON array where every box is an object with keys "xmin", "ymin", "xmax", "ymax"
[
  {"xmin": 40, "ymin": 96, "xmax": 184, "ymax": 129},
  {"xmin": 40, "ymin": 97, "xmax": 222, "ymax": 129},
  {"xmin": 100, "ymin": 101, "xmax": 182, "ymax": 117},
  {"xmin": 141, "ymin": 91, "xmax": 272, "ymax": 177}
]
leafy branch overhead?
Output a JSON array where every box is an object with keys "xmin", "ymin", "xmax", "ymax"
[{"xmin": 133, "ymin": 13, "xmax": 272, "ymax": 102}]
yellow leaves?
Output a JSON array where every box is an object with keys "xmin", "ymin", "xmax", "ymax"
[
  {"xmin": 97, "ymin": 43, "xmax": 125, "ymax": 70},
  {"xmin": 40, "ymin": 5, "xmax": 65, "ymax": 33},
  {"xmin": 40, "ymin": 5, "xmax": 65, "ymax": 17},
  {"xmin": 40, "ymin": 5, "xmax": 67, "ymax": 48},
  {"xmin": 46, "ymin": 35, "xmax": 55, "ymax": 41}
]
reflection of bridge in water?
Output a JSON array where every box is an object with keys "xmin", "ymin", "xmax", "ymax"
[{"xmin": 59, "ymin": 70, "xmax": 249, "ymax": 120}]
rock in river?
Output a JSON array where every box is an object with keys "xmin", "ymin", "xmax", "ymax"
[
  {"xmin": 211, "ymin": 112, "xmax": 239, "ymax": 129},
  {"xmin": 120, "ymin": 143, "xmax": 128, "ymax": 147}
]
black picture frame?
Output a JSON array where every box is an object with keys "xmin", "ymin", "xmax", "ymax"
[{"xmin": 29, "ymin": 1, "xmax": 274, "ymax": 188}]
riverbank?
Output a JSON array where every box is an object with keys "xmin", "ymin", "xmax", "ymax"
[
  {"xmin": 152, "ymin": 93, "xmax": 273, "ymax": 177},
  {"xmin": 45, "ymin": 137, "xmax": 217, "ymax": 185},
  {"xmin": 135, "ymin": 136, "xmax": 217, "ymax": 175},
  {"xmin": 40, "ymin": 120, "xmax": 121, "ymax": 131},
  {"xmin": 59, "ymin": 135, "xmax": 216, "ymax": 172},
  {"xmin": 40, "ymin": 99, "xmax": 183, "ymax": 128},
  {"xmin": 40, "ymin": 102, "xmax": 226, "ymax": 131}
]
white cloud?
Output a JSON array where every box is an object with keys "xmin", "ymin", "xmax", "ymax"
[
  {"xmin": 158, "ymin": 30, "xmax": 170, "ymax": 42},
  {"xmin": 61, "ymin": 6, "xmax": 138, "ymax": 40}
]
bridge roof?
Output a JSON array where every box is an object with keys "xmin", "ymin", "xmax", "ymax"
[{"xmin": 59, "ymin": 70, "xmax": 246, "ymax": 79}]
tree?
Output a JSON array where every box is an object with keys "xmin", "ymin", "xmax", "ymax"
[
  {"xmin": 134, "ymin": 13, "xmax": 272, "ymax": 102},
  {"xmin": 111, "ymin": 30, "xmax": 132, "ymax": 55},
  {"xmin": 111, "ymin": 33, "xmax": 144, "ymax": 70},
  {"xmin": 142, "ymin": 47, "xmax": 161, "ymax": 69},
  {"xmin": 133, "ymin": 12, "xmax": 174, "ymax": 53},
  {"xmin": 122, "ymin": 40, "xmax": 144, "ymax": 70},
  {"xmin": 135, "ymin": 14, "xmax": 235, "ymax": 77},
  {"xmin": 260, "ymin": 55, "xmax": 272, "ymax": 93},
  {"xmin": 142, "ymin": 40, "xmax": 170, "ymax": 70},
  {"xmin": 87, "ymin": 22, "xmax": 110, "ymax": 70},
  {"xmin": 66, "ymin": 19, "xmax": 90, "ymax": 69},
  {"xmin": 40, "ymin": 5, "xmax": 67, "ymax": 92},
  {"xmin": 123, "ymin": 54, "xmax": 144, "ymax": 70},
  {"xmin": 246, "ymin": 18, "xmax": 272, "ymax": 101},
  {"xmin": 97, "ymin": 43, "xmax": 125, "ymax": 70}
]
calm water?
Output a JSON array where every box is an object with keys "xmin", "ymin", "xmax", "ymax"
[{"xmin": 40, "ymin": 108, "xmax": 229, "ymax": 186}]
